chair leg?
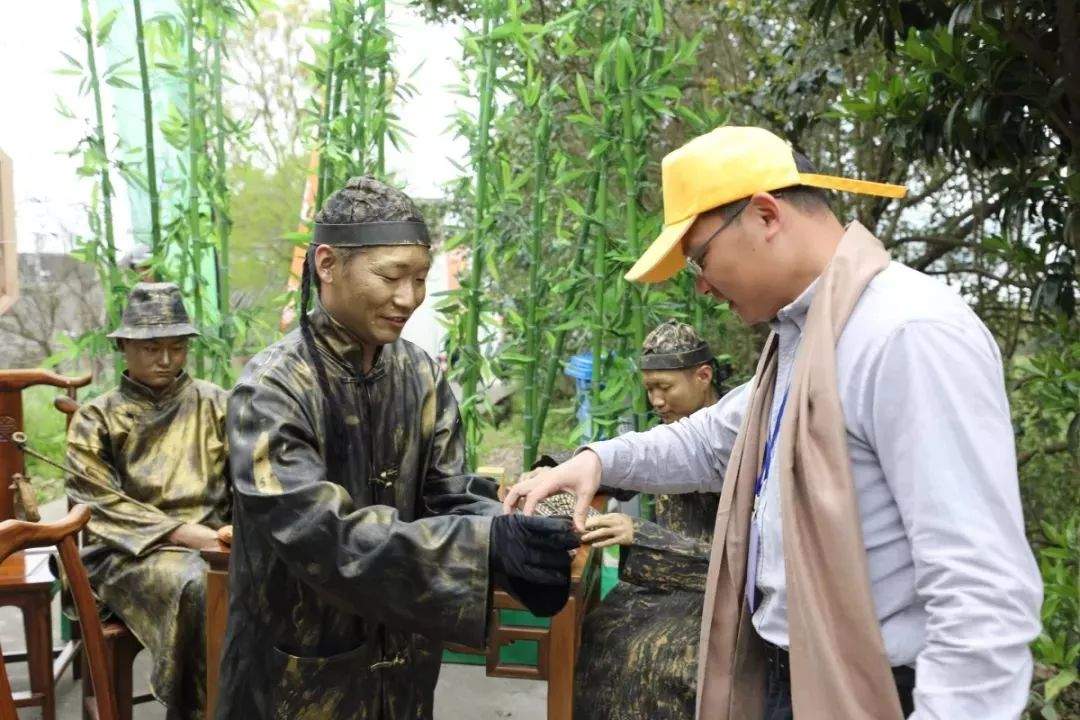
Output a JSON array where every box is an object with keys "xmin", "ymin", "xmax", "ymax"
[
  {"xmin": 112, "ymin": 636, "xmax": 139, "ymax": 720},
  {"xmin": 71, "ymin": 620, "xmax": 83, "ymax": 681},
  {"xmin": 21, "ymin": 592, "xmax": 56, "ymax": 720},
  {"xmin": 80, "ymin": 649, "xmax": 93, "ymax": 720}
]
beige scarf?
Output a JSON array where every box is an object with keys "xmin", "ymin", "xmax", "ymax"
[{"xmin": 695, "ymin": 222, "xmax": 905, "ymax": 720}]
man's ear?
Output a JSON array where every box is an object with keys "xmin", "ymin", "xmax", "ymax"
[
  {"xmin": 314, "ymin": 244, "xmax": 337, "ymax": 285},
  {"xmin": 748, "ymin": 192, "xmax": 783, "ymax": 240}
]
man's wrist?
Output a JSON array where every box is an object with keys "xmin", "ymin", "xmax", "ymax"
[{"xmin": 575, "ymin": 445, "xmax": 611, "ymax": 488}]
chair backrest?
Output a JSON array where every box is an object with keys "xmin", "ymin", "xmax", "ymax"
[
  {"xmin": 0, "ymin": 369, "xmax": 91, "ymax": 520},
  {"xmin": 0, "ymin": 506, "xmax": 117, "ymax": 720}
]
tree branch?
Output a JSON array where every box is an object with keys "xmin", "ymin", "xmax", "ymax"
[{"xmin": 1018, "ymin": 441, "xmax": 1070, "ymax": 467}]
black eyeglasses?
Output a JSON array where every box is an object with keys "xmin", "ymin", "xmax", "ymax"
[{"xmin": 685, "ymin": 199, "xmax": 750, "ymax": 277}]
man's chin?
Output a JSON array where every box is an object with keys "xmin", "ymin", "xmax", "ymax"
[{"xmin": 730, "ymin": 302, "xmax": 768, "ymax": 325}]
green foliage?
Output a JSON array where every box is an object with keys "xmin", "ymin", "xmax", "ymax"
[
  {"xmin": 808, "ymin": 2, "xmax": 1080, "ymax": 714},
  {"xmin": 58, "ymin": 0, "xmax": 255, "ymax": 386},
  {"xmin": 21, "ymin": 387, "xmax": 72, "ymax": 505},
  {"xmin": 434, "ymin": 0, "xmax": 723, "ymax": 471},
  {"xmin": 227, "ymin": 157, "xmax": 310, "ymax": 347},
  {"xmin": 1027, "ymin": 516, "xmax": 1080, "ymax": 719},
  {"xmin": 308, "ymin": 0, "xmax": 411, "ymax": 208}
]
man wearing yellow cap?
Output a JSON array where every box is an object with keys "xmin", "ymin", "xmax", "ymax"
[{"xmin": 506, "ymin": 126, "xmax": 1042, "ymax": 720}]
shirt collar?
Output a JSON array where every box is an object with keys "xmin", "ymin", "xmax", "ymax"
[
  {"xmin": 770, "ymin": 276, "xmax": 819, "ymax": 334},
  {"xmin": 119, "ymin": 369, "xmax": 192, "ymax": 403},
  {"xmin": 308, "ymin": 300, "xmax": 385, "ymax": 379}
]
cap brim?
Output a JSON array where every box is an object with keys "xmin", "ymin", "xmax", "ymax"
[
  {"xmin": 797, "ymin": 173, "xmax": 907, "ymax": 198},
  {"xmin": 624, "ymin": 215, "xmax": 697, "ymax": 284},
  {"xmin": 107, "ymin": 323, "xmax": 200, "ymax": 340}
]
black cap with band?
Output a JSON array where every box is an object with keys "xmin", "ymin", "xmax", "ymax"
[
  {"xmin": 312, "ymin": 221, "xmax": 431, "ymax": 248},
  {"xmin": 639, "ymin": 342, "xmax": 714, "ymax": 370}
]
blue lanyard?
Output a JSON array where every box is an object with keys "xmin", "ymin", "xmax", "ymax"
[{"xmin": 753, "ymin": 387, "xmax": 790, "ymax": 508}]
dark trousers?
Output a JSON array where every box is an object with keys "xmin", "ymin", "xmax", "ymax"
[{"xmin": 762, "ymin": 642, "xmax": 916, "ymax": 719}]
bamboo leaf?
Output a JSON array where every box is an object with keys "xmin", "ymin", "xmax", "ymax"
[
  {"xmin": 97, "ymin": 8, "xmax": 121, "ymax": 46},
  {"xmin": 675, "ymin": 105, "xmax": 705, "ymax": 127},
  {"xmin": 489, "ymin": 20, "xmax": 522, "ymax": 41},
  {"xmin": 567, "ymin": 112, "xmax": 597, "ymax": 126},
  {"xmin": 565, "ymin": 196, "xmax": 586, "ymax": 216},
  {"xmin": 575, "ymin": 72, "xmax": 592, "ymax": 115},
  {"xmin": 105, "ymin": 75, "xmax": 137, "ymax": 90},
  {"xmin": 104, "ymin": 57, "xmax": 132, "ymax": 78},
  {"xmin": 54, "ymin": 96, "xmax": 76, "ymax": 119},
  {"xmin": 1045, "ymin": 668, "xmax": 1077, "ymax": 701},
  {"xmin": 615, "ymin": 37, "xmax": 635, "ymax": 87},
  {"xmin": 648, "ymin": 0, "xmax": 665, "ymax": 36},
  {"xmin": 60, "ymin": 51, "xmax": 83, "ymax": 70},
  {"xmin": 500, "ymin": 352, "xmax": 534, "ymax": 365}
]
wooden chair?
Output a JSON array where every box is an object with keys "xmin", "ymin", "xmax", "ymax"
[
  {"xmin": 439, "ymin": 465, "xmax": 608, "ymax": 720},
  {"xmin": 0, "ymin": 369, "xmax": 91, "ymax": 720},
  {"xmin": 0, "ymin": 505, "xmax": 118, "ymax": 720},
  {"xmin": 47, "ymin": 394, "xmax": 153, "ymax": 720}
]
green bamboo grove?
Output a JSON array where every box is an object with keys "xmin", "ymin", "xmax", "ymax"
[
  {"xmin": 65, "ymin": 0, "xmax": 719, "ymax": 469},
  {"xmin": 441, "ymin": 0, "xmax": 718, "ymax": 471},
  {"xmin": 61, "ymin": 0, "xmax": 250, "ymax": 386},
  {"xmin": 311, "ymin": 0, "xmax": 405, "ymax": 210}
]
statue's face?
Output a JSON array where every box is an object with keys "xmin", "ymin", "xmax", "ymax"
[
  {"xmin": 120, "ymin": 336, "xmax": 189, "ymax": 390},
  {"xmin": 642, "ymin": 365, "xmax": 714, "ymax": 423},
  {"xmin": 316, "ymin": 244, "xmax": 432, "ymax": 347}
]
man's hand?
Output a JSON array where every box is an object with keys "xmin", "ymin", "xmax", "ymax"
[
  {"xmin": 580, "ymin": 513, "xmax": 634, "ymax": 548},
  {"xmin": 502, "ymin": 450, "xmax": 602, "ymax": 532},
  {"xmin": 167, "ymin": 523, "xmax": 220, "ymax": 550},
  {"xmin": 217, "ymin": 525, "xmax": 233, "ymax": 545}
]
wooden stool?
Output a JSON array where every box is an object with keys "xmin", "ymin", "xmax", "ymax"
[
  {"xmin": 80, "ymin": 620, "xmax": 151, "ymax": 720},
  {"xmin": 0, "ymin": 548, "xmax": 56, "ymax": 720}
]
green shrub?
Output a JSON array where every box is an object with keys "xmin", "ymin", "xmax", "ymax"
[{"xmin": 1027, "ymin": 515, "xmax": 1080, "ymax": 719}]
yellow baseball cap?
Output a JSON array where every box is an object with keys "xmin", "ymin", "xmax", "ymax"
[{"xmin": 626, "ymin": 126, "xmax": 908, "ymax": 283}]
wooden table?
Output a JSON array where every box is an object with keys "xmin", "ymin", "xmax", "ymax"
[{"xmin": 201, "ymin": 541, "xmax": 600, "ymax": 720}]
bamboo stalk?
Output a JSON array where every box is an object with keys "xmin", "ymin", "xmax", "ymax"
[
  {"xmin": 374, "ymin": 0, "xmax": 387, "ymax": 176},
  {"xmin": 589, "ymin": 160, "xmax": 609, "ymax": 442},
  {"xmin": 522, "ymin": 96, "xmax": 552, "ymax": 470},
  {"xmin": 80, "ymin": 0, "xmax": 120, "ymax": 328},
  {"xmin": 531, "ymin": 169, "xmax": 601, "ymax": 450},
  {"xmin": 322, "ymin": 34, "xmax": 346, "ymax": 200},
  {"xmin": 133, "ymin": 0, "xmax": 162, "ymax": 259},
  {"xmin": 618, "ymin": 9, "xmax": 647, "ymax": 431},
  {"xmin": 211, "ymin": 2, "xmax": 231, "ymax": 384},
  {"xmin": 461, "ymin": 0, "xmax": 498, "ymax": 470},
  {"xmin": 185, "ymin": 0, "xmax": 205, "ymax": 377},
  {"xmin": 314, "ymin": 3, "xmax": 339, "ymax": 212},
  {"xmin": 353, "ymin": 2, "xmax": 371, "ymax": 175}
]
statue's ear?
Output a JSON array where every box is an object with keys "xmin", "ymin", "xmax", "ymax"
[{"xmin": 694, "ymin": 362, "xmax": 713, "ymax": 385}]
